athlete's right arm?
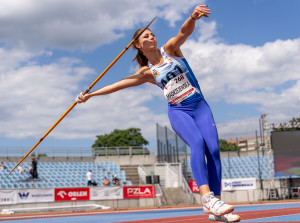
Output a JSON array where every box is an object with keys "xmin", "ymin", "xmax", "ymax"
[{"xmin": 77, "ymin": 67, "xmax": 156, "ymax": 103}]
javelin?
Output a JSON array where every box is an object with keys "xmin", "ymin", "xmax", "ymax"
[{"xmin": 8, "ymin": 17, "xmax": 157, "ymax": 177}]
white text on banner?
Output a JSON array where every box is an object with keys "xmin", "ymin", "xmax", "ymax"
[
  {"xmin": 16, "ymin": 188, "xmax": 54, "ymax": 203},
  {"xmin": 222, "ymin": 178, "xmax": 257, "ymax": 191},
  {"xmin": 0, "ymin": 190, "xmax": 17, "ymax": 205}
]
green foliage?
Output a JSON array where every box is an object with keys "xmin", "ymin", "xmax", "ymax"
[
  {"xmin": 273, "ymin": 117, "xmax": 300, "ymax": 131},
  {"xmin": 219, "ymin": 139, "xmax": 238, "ymax": 152},
  {"xmin": 290, "ymin": 117, "xmax": 300, "ymax": 122},
  {"xmin": 31, "ymin": 153, "xmax": 47, "ymax": 157},
  {"xmin": 92, "ymin": 128, "xmax": 149, "ymax": 148}
]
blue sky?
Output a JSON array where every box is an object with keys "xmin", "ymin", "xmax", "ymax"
[{"xmin": 0, "ymin": 0, "xmax": 299, "ymax": 153}]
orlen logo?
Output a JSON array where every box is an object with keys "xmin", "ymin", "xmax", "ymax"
[
  {"xmin": 55, "ymin": 188, "xmax": 90, "ymax": 201},
  {"xmin": 57, "ymin": 190, "xmax": 87, "ymax": 198},
  {"xmin": 68, "ymin": 191, "xmax": 88, "ymax": 197},
  {"xmin": 57, "ymin": 191, "xmax": 67, "ymax": 199}
]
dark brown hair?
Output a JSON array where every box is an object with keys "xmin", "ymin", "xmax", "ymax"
[{"xmin": 132, "ymin": 28, "xmax": 150, "ymax": 67}]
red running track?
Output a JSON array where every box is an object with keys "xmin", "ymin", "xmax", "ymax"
[{"xmin": 118, "ymin": 207, "xmax": 300, "ymax": 223}]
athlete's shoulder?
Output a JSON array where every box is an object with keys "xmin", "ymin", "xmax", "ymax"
[
  {"xmin": 163, "ymin": 40, "xmax": 184, "ymax": 57},
  {"xmin": 137, "ymin": 66, "xmax": 151, "ymax": 75},
  {"xmin": 136, "ymin": 66, "xmax": 156, "ymax": 84}
]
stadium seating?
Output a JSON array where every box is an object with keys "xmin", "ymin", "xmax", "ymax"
[
  {"xmin": 184, "ymin": 155, "xmax": 293, "ymax": 181},
  {"xmin": 0, "ymin": 161, "xmax": 130, "ymax": 189},
  {"xmin": 1, "ymin": 155, "xmax": 294, "ymax": 190}
]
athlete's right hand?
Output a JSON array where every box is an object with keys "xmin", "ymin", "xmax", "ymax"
[{"xmin": 76, "ymin": 91, "xmax": 90, "ymax": 103}]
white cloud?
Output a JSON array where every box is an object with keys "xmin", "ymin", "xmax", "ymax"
[
  {"xmin": 1, "ymin": 1, "xmax": 299, "ymax": 146},
  {"xmin": 0, "ymin": 54, "xmax": 95, "ymax": 138},
  {"xmin": 53, "ymin": 85, "xmax": 168, "ymax": 140},
  {"xmin": 217, "ymin": 117, "xmax": 260, "ymax": 141},
  {"xmin": 0, "ymin": 47, "xmax": 42, "ymax": 72},
  {"xmin": 0, "ymin": 0, "xmax": 203, "ymax": 50},
  {"xmin": 0, "ymin": 0, "xmax": 205, "ymax": 145},
  {"xmin": 0, "ymin": 47, "xmax": 168, "ymax": 141},
  {"xmin": 182, "ymin": 22, "xmax": 300, "ymax": 125}
]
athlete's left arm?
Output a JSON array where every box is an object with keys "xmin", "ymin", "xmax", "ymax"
[{"xmin": 164, "ymin": 5, "xmax": 210, "ymax": 56}]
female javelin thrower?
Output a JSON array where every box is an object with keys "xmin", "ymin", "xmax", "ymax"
[{"xmin": 78, "ymin": 5, "xmax": 240, "ymax": 222}]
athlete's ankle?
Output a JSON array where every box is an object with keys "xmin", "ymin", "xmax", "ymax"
[{"xmin": 202, "ymin": 191, "xmax": 214, "ymax": 204}]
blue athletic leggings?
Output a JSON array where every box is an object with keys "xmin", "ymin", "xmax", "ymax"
[{"xmin": 168, "ymin": 99, "xmax": 221, "ymax": 196}]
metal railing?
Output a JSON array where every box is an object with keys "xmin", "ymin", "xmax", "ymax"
[
  {"xmin": 92, "ymin": 146, "xmax": 152, "ymax": 157},
  {"xmin": 182, "ymin": 176, "xmax": 198, "ymax": 204},
  {"xmin": 138, "ymin": 164, "xmax": 150, "ymax": 185},
  {"xmin": 0, "ymin": 147, "xmax": 92, "ymax": 157},
  {"xmin": 0, "ymin": 146, "xmax": 155, "ymax": 158}
]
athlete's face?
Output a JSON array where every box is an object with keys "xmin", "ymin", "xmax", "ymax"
[{"xmin": 136, "ymin": 29, "xmax": 157, "ymax": 51}]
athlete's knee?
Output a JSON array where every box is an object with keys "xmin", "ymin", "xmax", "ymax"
[
  {"xmin": 209, "ymin": 143, "xmax": 221, "ymax": 158},
  {"xmin": 190, "ymin": 136, "xmax": 205, "ymax": 149}
]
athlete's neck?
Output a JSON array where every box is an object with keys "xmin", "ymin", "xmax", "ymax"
[{"xmin": 145, "ymin": 49, "xmax": 163, "ymax": 66}]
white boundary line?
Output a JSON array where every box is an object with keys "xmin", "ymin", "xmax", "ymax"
[{"xmin": 0, "ymin": 201, "xmax": 299, "ymax": 221}]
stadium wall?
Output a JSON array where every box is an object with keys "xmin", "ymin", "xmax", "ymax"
[
  {"xmin": 94, "ymin": 155, "xmax": 157, "ymax": 166},
  {"xmin": 0, "ymin": 198, "xmax": 157, "ymax": 212},
  {"xmin": 0, "ymin": 155, "xmax": 157, "ymax": 166},
  {"xmin": 191, "ymin": 178, "xmax": 295, "ymax": 203},
  {"xmin": 0, "ymin": 150, "xmax": 263, "ymax": 164},
  {"xmin": 0, "ymin": 186, "xmax": 159, "ymax": 213},
  {"xmin": 0, "ymin": 156, "xmax": 94, "ymax": 163}
]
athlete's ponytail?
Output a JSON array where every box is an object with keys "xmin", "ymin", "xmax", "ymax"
[{"xmin": 132, "ymin": 28, "xmax": 149, "ymax": 67}]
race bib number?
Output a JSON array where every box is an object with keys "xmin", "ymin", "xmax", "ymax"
[{"xmin": 164, "ymin": 73, "xmax": 196, "ymax": 104}]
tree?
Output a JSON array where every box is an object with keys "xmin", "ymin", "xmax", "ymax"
[
  {"xmin": 31, "ymin": 153, "xmax": 47, "ymax": 158},
  {"xmin": 219, "ymin": 139, "xmax": 238, "ymax": 152},
  {"xmin": 92, "ymin": 128, "xmax": 149, "ymax": 148},
  {"xmin": 273, "ymin": 117, "xmax": 300, "ymax": 131},
  {"xmin": 290, "ymin": 117, "xmax": 300, "ymax": 122}
]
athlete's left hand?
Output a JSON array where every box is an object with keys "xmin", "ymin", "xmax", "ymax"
[{"xmin": 191, "ymin": 5, "xmax": 211, "ymax": 19}]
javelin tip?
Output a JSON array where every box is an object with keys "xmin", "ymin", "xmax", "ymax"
[
  {"xmin": 134, "ymin": 17, "xmax": 157, "ymax": 41},
  {"xmin": 146, "ymin": 17, "xmax": 157, "ymax": 29}
]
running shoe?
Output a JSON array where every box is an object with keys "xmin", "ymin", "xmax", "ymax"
[
  {"xmin": 208, "ymin": 213, "xmax": 241, "ymax": 222},
  {"xmin": 202, "ymin": 192, "xmax": 234, "ymax": 216}
]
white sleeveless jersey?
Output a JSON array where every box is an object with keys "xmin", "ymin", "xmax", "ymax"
[{"xmin": 148, "ymin": 47, "xmax": 204, "ymax": 105}]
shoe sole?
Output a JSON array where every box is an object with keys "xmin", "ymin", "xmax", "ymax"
[
  {"xmin": 208, "ymin": 219, "xmax": 241, "ymax": 222},
  {"xmin": 208, "ymin": 216, "xmax": 241, "ymax": 222}
]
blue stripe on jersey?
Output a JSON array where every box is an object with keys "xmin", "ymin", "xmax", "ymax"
[{"xmin": 178, "ymin": 58, "xmax": 204, "ymax": 106}]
